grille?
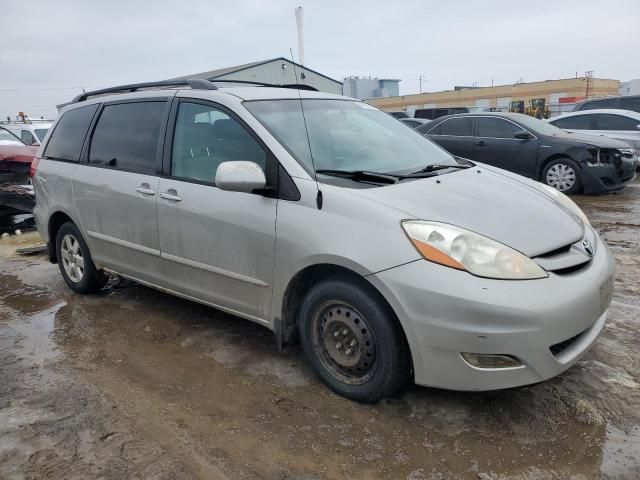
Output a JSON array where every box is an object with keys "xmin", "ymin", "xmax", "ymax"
[
  {"xmin": 535, "ymin": 243, "xmax": 572, "ymax": 258},
  {"xmin": 551, "ymin": 262, "xmax": 590, "ymax": 275}
]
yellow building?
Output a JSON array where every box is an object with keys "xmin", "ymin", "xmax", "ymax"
[{"xmin": 366, "ymin": 77, "xmax": 619, "ymax": 117}]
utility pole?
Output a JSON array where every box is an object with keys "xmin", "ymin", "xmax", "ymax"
[
  {"xmin": 585, "ymin": 70, "xmax": 594, "ymax": 98},
  {"xmin": 418, "ymin": 75, "xmax": 427, "ymax": 93},
  {"xmin": 295, "ymin": 7, "xmax": 304, "ymax": 65}
]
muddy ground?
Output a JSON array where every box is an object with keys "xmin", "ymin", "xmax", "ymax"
[{"xmin": 1, "ymin": 181, "xmax": 639, "ymax": 480}]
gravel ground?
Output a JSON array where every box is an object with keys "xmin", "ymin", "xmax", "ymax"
[{"xmin": 0, "ymin": 180, "xmax": 639, "ymax": 479}]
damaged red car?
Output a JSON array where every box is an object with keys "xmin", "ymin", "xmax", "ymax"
[{"xmin": 0, "ymin": 127, "xmax": 38, "ymax": 184}]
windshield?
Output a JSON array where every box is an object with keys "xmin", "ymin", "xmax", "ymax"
[
  {"xmin": 0, "ymin": 128, "xmax": 24, "ymax": 145},
  {"xmin": 245, "ymin": 99, "xmax": 457, "ymax": 175},
  {"xmin": 512, "ymin": 113, "xmax": 568, "ymax": 136},
  {"xmin": 35, "ymin": 128, "xmax": 49, "ymax": 141}
]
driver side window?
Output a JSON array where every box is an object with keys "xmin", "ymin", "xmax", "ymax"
[{"xmin": 171, "ymin": 102, "xmax": 267, "ymax": 183}]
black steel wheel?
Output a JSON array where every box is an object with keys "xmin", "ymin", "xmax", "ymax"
[
  {"xmin": 312, "ymin": 301, "xmax": 378, "ymax": 385},
  {"xmin": 299, "ymin": 275, "xmax": 410, "ymax": 402}
]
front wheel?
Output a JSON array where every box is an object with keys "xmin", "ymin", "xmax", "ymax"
[
  {"xmin": 542, "ymin": 158, "xmax": 582, "ymax": 195},
  {"xmin": 298, "ymin": 276, "xmax": 410, "ymax": 402},
  {"xmin": 56, "ymin": 222, "xmax": 107, "ymax": 294}
]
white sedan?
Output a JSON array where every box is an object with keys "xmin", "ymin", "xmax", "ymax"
[{"xmin": 548, "ymin": 109, "xmax": 640, "ymax": 151}]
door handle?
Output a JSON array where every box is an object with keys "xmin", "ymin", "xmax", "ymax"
[
  {"xmin": 159, "ymin": 189, "xmax": 182, "ymax": 202},
  {"xmin": 475, "ymin": 140, "xmax": 487, "ymax": 147},
  {"xmin": 135, "ymin": 183, "xmax": 156, "ymax": 196}
]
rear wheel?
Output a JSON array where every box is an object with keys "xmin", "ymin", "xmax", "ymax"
[
  {"xmin": 298, "ymin": 275, "xmax": 410, "ymax": 402},
  {"xmin": 55, "ymin": 222, "xmax": 107, "ymax": 294},
  {"xmin": 542, "ymin": 158, "xmax": 581, "ymax": 194}
]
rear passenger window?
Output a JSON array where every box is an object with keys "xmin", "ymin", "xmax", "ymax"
[
  {"xmin": 44, "ymin": 104, "xmax": 98, "ymax": 162},
  {"xmin": 171, "ymin": 102, "xmax": 266, "ymax": 183},
  {"xmin": 89, "ymin": 102, "xmax": 165, "ymax": 174},
  {"xmin": 593, "ymin": 114, "xmax": 639, "ymax": 131},
  {"xmin": 438, "ymin": 117, "xmax": 473, "ymax": 136}
]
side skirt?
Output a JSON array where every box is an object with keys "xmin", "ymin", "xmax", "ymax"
[{"xmin": 101, "ymin": 268, "xmax": 274, "ymax": 330}]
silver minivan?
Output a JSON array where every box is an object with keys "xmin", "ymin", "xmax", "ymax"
[{"xmin": 32, "ymin": 80, "xmax": 615, "ymax": 402}]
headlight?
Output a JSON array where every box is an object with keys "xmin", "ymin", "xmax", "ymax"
[
  {"xmin": 539, "ymin": 183, "xmax": 590, "ymax": 226},
  {"xmin": 402, "ymin": 221, "xmax": 548, "ymax": 280}
]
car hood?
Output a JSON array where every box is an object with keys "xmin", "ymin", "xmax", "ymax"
[
  {"xmin": 349, "ymin": 166, "xmax": 585, "ymax": 257},
  {"xmin": 551, "ymin": 131, "xmax": 632, "ymax": 149}
]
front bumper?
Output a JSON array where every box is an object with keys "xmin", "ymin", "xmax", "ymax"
[
  {"xmin": 580, "ymin": 157, "xmax": 638, "ymax": 194},
  {"xmin": 368, "ymin": 233, "xmax": 615, "ymax": 391}
]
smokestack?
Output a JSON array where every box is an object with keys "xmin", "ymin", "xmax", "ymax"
[{"xmin": 295, "ymin": 6, "xmax": 304, "ymax": 66}]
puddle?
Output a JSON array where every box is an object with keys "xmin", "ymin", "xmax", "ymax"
[
  {"xmin": 601, "ymin": 424, "xmax": 640, "ymax": 478},
  {"xmin": 7, "ymin": 302, "xmax": 66, "ymax": 364}
]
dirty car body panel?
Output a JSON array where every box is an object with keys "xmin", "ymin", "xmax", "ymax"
[{"xmin": 32, "ymin": 85, "xmax": 615, "ymax": 394}]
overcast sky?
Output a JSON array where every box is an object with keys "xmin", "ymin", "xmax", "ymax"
[{"xmin": 1, "ymin": 0, "xmax": 639, "ymax": 119}]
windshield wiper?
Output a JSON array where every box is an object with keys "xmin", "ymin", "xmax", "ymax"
[
  {"xmin": 315, "ymin": 169, "xmax": 398, "ymax": 184},
  {"xmin": 406, "ymin": 164, "xmax": 473, "ymax": 176}
]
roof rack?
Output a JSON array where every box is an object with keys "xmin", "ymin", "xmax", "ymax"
[
  {"xmin": 71, "ymin": 78, "xmax": 218, "ymax": 103},
  {"xmin": 70, "ymin": 78, "xmax": 319, "ymax": 104},
  {"xmin": 206, "ymin": 79, "xmax": 319, "ymax": 91}
]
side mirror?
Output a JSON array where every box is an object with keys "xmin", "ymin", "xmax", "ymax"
[
  {"xmin": 514, "ymin": 130, "xmax": 534, "ymax": 140},
  {"xmin": 215, "ymin": 161, "xmax": 266, "ymax": 193},
  {"xmin": 636, "ymin": 124, "xmax": 640, "ymax": 130},
  {"xmin": 31, "ymin": 140, "xmax": 40, "ymax": 146}
]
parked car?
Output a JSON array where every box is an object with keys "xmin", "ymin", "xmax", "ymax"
[
  {"xmin": 32, "ymin": 80, "xmax": 614, "ymax": 402},
  {"xmin": 415, "ymin": 106, "xmax": 483, "ymax": 120},
  {"xmin": 0, "ymin": 130, "xmax": 38, "ymax": 184},
  {"xmin": 417, "ymin": 112, "xmax": 638, "ymax": 194},
  {"xmin": 548, "ymin": 109, "xmax": 640, "ymax": 150},
  {"xmin": 399, "ymin": 118, "xmax": 431, "ymax": 129},
  {"xmin": 572, "ymin": 94, "xmax": 640, "ymax": 114},
  {"xmin": 3, "ymin": 121, "xmax": 53, "ymax": 146}
]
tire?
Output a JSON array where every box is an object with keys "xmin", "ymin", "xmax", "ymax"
[
  {"xmin": 55, "ymin": 222, "xmax": 107, "ymax": 294},
  {"xmin": 542, "ymin": 158, "xmax": 582, "ymax": 195},
  {"xmin": 298, "ymin": 275, "xmax": 411, "ymax": 403}
]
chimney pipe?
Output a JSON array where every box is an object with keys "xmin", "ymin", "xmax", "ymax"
[{"xmin": 295, "ymin": 6, "xmax": 304, "ymax": 66}]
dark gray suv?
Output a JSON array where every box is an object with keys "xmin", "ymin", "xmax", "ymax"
[{"xmin": 572, "ymin": 95, "xmax": 640, "ymax": 114}]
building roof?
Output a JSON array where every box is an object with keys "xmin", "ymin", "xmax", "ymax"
[{"xmin": 172, "ymin": 57, "xmax": 343, "ymax": 85}]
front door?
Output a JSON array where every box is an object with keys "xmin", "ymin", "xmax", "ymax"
[
  {"xmin": 156, "ymin": 100, "xmax": 277, "ymax": 322},
  {"xmin": 473, "ymin": 116, "xmax": 539, "ymax": 178},
  {"xmin": 73, "ymin": 100, "xmax": 168, "ymax": 284}
]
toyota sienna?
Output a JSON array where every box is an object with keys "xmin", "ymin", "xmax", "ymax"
[{"xmin": 31, "ymin": 79, "xmax": 615, "ymax": 402}]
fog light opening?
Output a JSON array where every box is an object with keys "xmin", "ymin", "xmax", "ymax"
[{"xmin": 460, "ymin": 353, "xmax": 522, "ymax": 369}]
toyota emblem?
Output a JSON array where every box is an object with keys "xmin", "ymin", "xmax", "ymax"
[{"xmin": 582, "ymin": 239, "xmax": 594, "ymax": 257}]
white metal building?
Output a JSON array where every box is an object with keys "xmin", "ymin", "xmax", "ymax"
[
  {"xmin": 619, "ymin": 79, "xmax": 640, "ymax": 96},
  {"xmin": 342, "ymin": 77, "xmax": 401, "ymax": 100},
  {"xmin": 173, "ymin": 57, "xmax": 343, "ymax": 95}
]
